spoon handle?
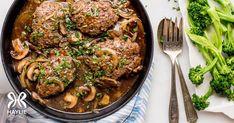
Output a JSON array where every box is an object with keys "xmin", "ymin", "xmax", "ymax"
[
  {"xmin": 169, "ymin": 60, "xmax": 179, "ymax": 123},
  {"xmin": 176, "ymin": 59, "xmax": 198, "ymax": 123}
]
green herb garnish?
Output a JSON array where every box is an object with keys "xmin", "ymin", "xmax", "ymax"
[{"xmin": 65, "ymin": 15, "xmax": 76, "ymax": 31}]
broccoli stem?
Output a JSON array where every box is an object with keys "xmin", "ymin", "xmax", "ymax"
[
  {"xmin": 187, "ymin": 32, "xmax": 226, "ymax": 65},
  {"xmin": 199, "ymin": 47, "xmax": 213, "ymax": 64},
  {"xmin": 217, "ymin": 12, "xmax": 234, "ymax": 22},
  {"xmin": 223, "ymin": 23, "xmax": 234, "ymax": 56},
  {"xmin": 204, "ymin": 87, "xmax": 213, "ymax": 100},
  {"xmin": 227, "ymin": 24, "xmax": 234, "ymax": 46},
  {"xmin": 201, "ymin": 58, "xmax": 217, "ymax": 74},
  {"xmin": 215, "ymin": 0, "xmax": 234, "ymax": 12},
  {"xmin": 192, "ymin": 87, "xmax": 213, "ymax": 110},
  {"xmin": 207, "ymin": 7, "xmax": 223, "ymax": 50}
]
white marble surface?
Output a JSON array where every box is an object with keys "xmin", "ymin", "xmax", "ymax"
[{"xmin": 0, "ymin": 0, "xmax": 234, "ymax": 123}]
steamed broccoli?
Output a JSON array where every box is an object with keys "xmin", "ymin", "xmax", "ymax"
[
  {"xmin": 215, "ymin": 0, "xmax": 234, "ymax": 23},
  {"xmin": 223, "ymin": 24, "xmax": 234, "ymax": 56},
  {"xmin": 186, "ymin": 31, "xmax": 231, "ymax": 75},
  {"xmin": 210, "ymin": 68, "xmax": 234, "ymax": 101},
  {"xmin": 227, "ymin": 56, "xmax": 234, "ymax": 69},
  {"xmin": 189, "ymin": 58, "xmax": 217, "ymax": 85},
  {"xmin": 192, "ymin": 87, "xmax": 213, "ymax": 110},
  {"xmin": 210, "ymin": 68, "xmax": 231, "ymax": 96},
  {"xmin": 187, "ymin": 0, "xmax": 211, "ymax": 35},
  {"xmin": 217, "ymin": 12, "xmax": 234, "ymax": 23},
  {"xmin": 187, "ymin": 0, "xmax": 234, "ymax": 110}
]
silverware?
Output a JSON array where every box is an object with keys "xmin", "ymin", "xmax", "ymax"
[
  {"xmin": 176, "ymin": 59, "xmax": 198, "ymax": 123},
  {"xmin": 161, "ymin": 18, "xmax": 180, "ymax": 123},
  {"xmin": 158, "ymin": 18, "xmax": 198, "ymax": 123}
]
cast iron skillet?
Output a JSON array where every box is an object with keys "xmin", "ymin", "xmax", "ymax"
[{"xmin": 1, "ymin": 0, "xmax": 153, "ymax": 122}]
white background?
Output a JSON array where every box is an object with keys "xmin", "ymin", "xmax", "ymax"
[{"xmin": 0, "ymin": 0, "xmax": 234, "ymax": 123}]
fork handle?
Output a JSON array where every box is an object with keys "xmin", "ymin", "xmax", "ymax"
[
  {"xmin": 176, "ymin": 59, "xmax": 198, "ymax": 123},
  {"xmin": 169, "ymin": 60, "xmax": 179, "ymax": 123}
]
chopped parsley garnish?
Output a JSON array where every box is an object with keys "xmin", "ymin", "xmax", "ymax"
[
  {"xmin": 76, "ymin": 91, "xmax": 88, "ymax": 98},
  {"xmin": 96, "ymin": 93, "xmax": 103, "ymax": 100},
  {"xmin": 55, "ymin": 58, "xmax": 72, "ymax": 73},
  {"xmin": 84, "ymin": 71, "xmax": 94, "ymax": 84},
  {"xmin": 65, "ymin": 15, "xmax": 76, "ymax": 31},
  {"xmin": 118, "ymin": 58, "xmax": 128, "ymax": 68},
  {"xmin": 55, "ymin": 50, "xmax": 60, "ymax": 56},
  {"xmin": 75, "ymin": 31, "xmax": 81, "ymax": 39},
  {"xmin": 24, "ymin": 25, "xmax": 32, "ymax": 33},
  {"xmin": 38, "ymin": 63, "xmax": 46, "ymax": 80},
  {"xmin": 31, "ymin": 31, "xmax": 44, "ymax": 42},
  {"xmin": 63, "ymin": 77, "xmax": 70, "ymax": 87},
  {"xmin": 85, "ymin": 7, "xmax": 100, "ymax": 17},
  {"xmin": 100, "ymin": 32, "xmax": 109, "ymax": 41},
  {"xmin": 94, "ymin": 70, "xmax": 107, "ymax": 78},
  {"xmin": 120, "ymin": 0, "xmax": 127, "ymax": 4},
  {"xmin": 122, "ymin": 34, "xmax": 129, "ymax": 41},
  {"xmin": 92, "ymin": 55, "xmax": 99, "ymax": 64},
  {"xmin": 172, "ymin": 6, "xmax": 180, "ymax": 11}
]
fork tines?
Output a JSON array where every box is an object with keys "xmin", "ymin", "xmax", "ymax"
[{"xmin": 162, "ymin": 17, "xmax": 183, "ymax": 51}]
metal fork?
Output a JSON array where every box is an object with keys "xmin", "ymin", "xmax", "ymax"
[{"xmin": 162, "ymin": 18, "xmax": 181, "ymax": 123}]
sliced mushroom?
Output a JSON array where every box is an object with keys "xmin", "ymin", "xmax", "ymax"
[
  {"xmin": 64, "ymin": 92, "xmax": 78, "ymax": 108},
  {"xmin": 78, "ymin": 86, "xmax": 90, "ymax": 92},
  {"xmin": 27, "ymin": 62, "xmax": 39, "ymax": 81},
  {"xmin": 131, "ymin": 32, "xmax": 138, "ymax": 42},
  {"xmin": 20, "ymin": 69, "xmax": 27, "ymax": 88},
  {"xmin": 96, "ymin": 77, "xmax": 120, "ymax": 87},
  {"xmin": 108, "ymin": 30, "xmax": 122, "ymax": 39},
  {"xmin": 35, "ymin": 57, "xmax": 49, "ymax": 62},
  {"xmin": 19, "ymin": 61, "xmax": 31, "ymax": 88},
  {"xmin": 120, "ymin": 16, "xmax": 144, "ymax": 35},
  {"xmin": 16, "ymin": 57, "xmax": 31, "ymax": 73},
  {"xmin": 99, "ymin": 94, "xmax": 110, "ymax": 106},
  {"xmin": 96, "ymin": 48, "xmax": 119, "ymax": 69},
  {"xmin": 25, "ymin": 78, "xmax": 33, "ymax": 91},
  {"xmin": 59, "ymin": 22, "xmax": 67, "ymax": 35},
  {"xmin": 10, "ymin": 38, "xmax": 29, "ymax": 60},
  {"xmin": 32, "ymin": 91, "xmax": 46, "ymax": 105},
  {"xmin": 117, "ymin": 8, "xmax": 134, "ymax": 18},
  {"xmin": 84, "ymin": 86, "xmax": 96, "ymax": 102}
]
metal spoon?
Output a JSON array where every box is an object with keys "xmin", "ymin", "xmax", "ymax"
[{"xmin": 157, "ymin": 18, "xmax": 198, "ymax": 123}]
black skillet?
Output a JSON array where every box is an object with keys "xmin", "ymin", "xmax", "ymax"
[{"xmin": 1, "ymin": 0, "xmax": 153, "ymax": 122}]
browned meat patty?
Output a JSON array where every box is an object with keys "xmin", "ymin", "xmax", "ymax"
[
  {"xmin": 71, "ymin": 0, "xmax": 119, "ymax": 35},
  {"xmin": 84, "ymin": 38, "xmax": 142, "ymax": 79},
  {"xmin": 30, "ymin": 1, "xmax": 69, "ymax": 48},
  {"xmin": 36, "ymin": 56, "xmax": 76, "ymax": 98}
]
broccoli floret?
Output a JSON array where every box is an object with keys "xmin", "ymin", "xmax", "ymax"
[
  {"xmin": 223, "ymin": 24, "xmax": 234, "ymax": 56},
  {"xmin": 227, "ymin": 90, "xmax": 234, "ymax": 101},
  {"xmin": 210, "ymin": 75, "xmax": 231, "ymax": 96},
  {"xmin": 210, "ymin": 68, "xmax": 234, "ymax": 98},
  {"xmin": 189, "ymin": 58, "xmax": 217, "ymax": 85},
  {"xmin": 189, "ymin": 0, "xmax": 209, "ymax": 5},
  {"xmin": 227, "ymin": 56, "xmax": 234, "ymax": 69},
  {"xmin": 188, "ymin": 1, "xmax": 212, "ymax": 35},
  {"xmin": 192, "ymin": 87, "xmax": 213, "ymax": 110}
]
